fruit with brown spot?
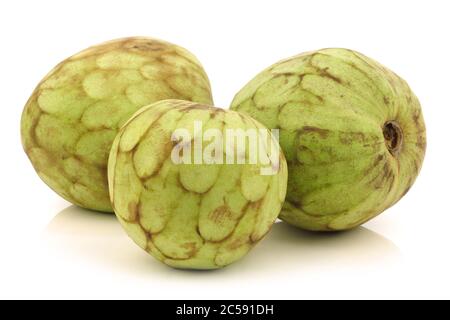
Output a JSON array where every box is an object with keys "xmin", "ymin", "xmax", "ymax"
[
  {"xmin": 231, "ymin": 48, "xmax": 426, "ymax": 231},
  {"xmin": 108, "ymin": 100, "xmax": 288, "ymax": 269},
  {"xmin": 21, "ymin": 37, "xmax": 213, "ymax": 211}
]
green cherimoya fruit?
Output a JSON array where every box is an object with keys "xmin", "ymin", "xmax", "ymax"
[
  {"xmin": 231, "ymin": 48, "xmax": 426, "ymax": 231},
  {"xmin": 108, "ymin": 99, "xmax": 288, "ymax": 269},
  {"xmin": 21, "ymin": 37, "xmax": 213, "ymax": 212}
]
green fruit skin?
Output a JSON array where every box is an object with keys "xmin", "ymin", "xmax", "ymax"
[
  {"xmin": 108, "ymin": 100, "xmax": 288, "ymax": 269},
  {"xmin": 21, "ymin": 37, "xmax": 213, "ymax": 212},
  {"xmin": 231, "ymin": 48, "xmax": 426, "ymax": 231}
]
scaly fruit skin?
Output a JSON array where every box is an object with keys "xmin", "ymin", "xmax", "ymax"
[
  {"xmin": 231, "ymin": 48, "xmax": 426, "ymax": 231},
  {"xmin": 21, "ymin": 37, "xmax": 213, "ymax": 212},
  {"xmin": 108, "ymin": 100, "xmax": 288, "ymax": 269}
]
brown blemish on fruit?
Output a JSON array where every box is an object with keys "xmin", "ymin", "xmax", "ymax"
[
  {"xmin": 290, "ymin": 198, "xmax": 303, "ymax": 210},
  {"xmin": 383, "ymin": 96, "xmax": 390, "ymax": 105},
  {"xmin": 180, "ymin": 242, "xmax": 198, "ymax": 257},
  {"xmin": 382, "ymin": 162, "xmax": 391, "ymax": 178},
  {"xmin": 372, "ymin": 154, "xmax": 385, "ymax": 168},
  {"xmin": 387, "ymin": 176, "xmax": 395, "ymax": 193},
  {"xmin": 412, "ymin": 160, "xmax": 420, "ymax": 176},
  {"xmin": 250, "ymin": 210, "xmax": 281, "ymax": 243},
  {"xmin": 407, "ymin": 95, "xmax": 413, "ymax": 104},
  {"xmin": 223, "ymin": 236, "xmax": 251, "ymax": 251},
  {"xmin": 127, "ymin": 200, "xmax": 140, "ymax": 222},
  {"xmin": 132, "ymin": 42, "xmax": 165, "ymax": 51},
  {"xmin": 303, "ymin": 88, "xmax": 325, "ymax": 103},
  {"xmin": 278, "ymin": 72, "xmax": 299, "ymax": 78},
  {"xmin": 249, "ymin": 199, "xmax": 263, "ymax": 210},
  {"xmin": 321, "ymin": 51, "xmax": 389, "ymax": 101},
  {"xmin": 209, "ymin": 107, "xmax": 226, "ymax": 119},
  {"xmin": 370, "ymin": 161, "xmax": 395, "ymax": 190},
  {"xmin": 318, "ymin": 67, "xmax": 343, "ymax": 84},
  {"xmin": 338, "ymin": 131, "xmax": 367, "ymax": 145},
  {"xmin": 300, "ymin": 126, "xmax": 330, "ymax": 138},
  {"xmin": 151, "ymin": 241, "xmax": 197, "ymax": 261},
  {"xmin": 412, "ymin": 109, "xmax": 422, "ymax": 126},
  {"xmin": 205, "ymin": 201, "xmax": 254, "ymax": 245},
  {"xmin": 190, "ymin": 103, "xmax": 215, "ymax": 111},
  {"xmin": 208, "ymin": 205, "xmax": 232, "ymax": 224},
  {"xmin": 416, "ymin": 136, "xmax": 426, "ymax": 152}
]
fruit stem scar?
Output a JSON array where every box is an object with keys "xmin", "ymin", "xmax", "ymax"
[{"xmin": 383, "ymin": 120, "xmax": 403, "ymax": 157}]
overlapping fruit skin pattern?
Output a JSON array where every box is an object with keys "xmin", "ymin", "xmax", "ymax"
[
  {"xmin": 21, "ymin": 37, "xmax": 213, "ymax": 212},
  {"xmin": 231, "ymin": 48, "xmax": 426, "ymax": 231},
  {"xmin": 108, "ymin": 100, "xmax": 288, "ymax": 269}
]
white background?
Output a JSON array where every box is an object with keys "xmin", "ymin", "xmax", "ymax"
[{"xmin": 0, "ymin": 0, "xmax": 449, "ymax": 299}]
